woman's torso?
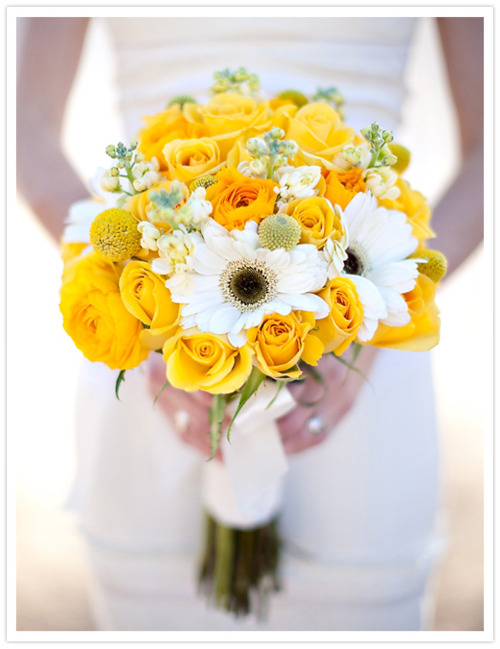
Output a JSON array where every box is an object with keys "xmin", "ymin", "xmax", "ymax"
[{"xmin": 104, "ymin": 17, "xmax": 417, "ymax": 138}]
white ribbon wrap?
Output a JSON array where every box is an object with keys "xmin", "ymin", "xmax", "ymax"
[{"xmin": 201, "ymin": 381, "xmax": 296, "ymax": 529}]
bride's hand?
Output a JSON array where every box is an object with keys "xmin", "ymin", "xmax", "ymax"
[
  {"xmin": 148, "ymin": 353, "xmax": 229, "ymax": 459},
  {"xmin": 149, "ymin": 346, "xmax": 379, "ymax": 458},
  {"xmin": 277, "ymin": 346, "xmax": 379, "ymax": 454}
]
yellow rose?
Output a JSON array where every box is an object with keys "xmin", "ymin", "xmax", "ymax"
[
  {"xmin": 206, "ymin": 167, "xmax": 277, "ymax": 231},
  {"xmin": 137, "ymin": 104, "xmax": 208, "ymax": 171},
  {"xmin": 119, "ymin": 261, "xmax": 181, "ymax": 350},
  {"xmin": 162, "ymin": 137, "xmax": 223, "ymax": 184},
  {"xmin": 284, "ymin": 196, "xmax": 344, "ymax": 249},
  {"xmin": 61, "ymin": 242, "xmax": 89, "ymax": 263},
  {"xmin": 184, "ymin": 93, "xmax": 272, "ymax": 158},
  {"xmin": 248, "ymin": 311, "xmax": 324, "ymax": 380},
  {"xmin": 225, "ymin": 136, "xmax": 254, "ymax": 168},
  {"xmin": 380, "ymin": 178, "xmax": 435, "ymax": 243},
  {"xmin": 315, "ymin": 277, "xmax": 364, "ymax": 355},
  {"xmin": 368, "ymin": 274, "xmax": 440, "ymax": 351},
  {"xmin": 275, "ymin": 102, "xmax": 356, "ymax": 169},
  {"xmin": 163, "ymin": 328, "xmax": 254, "ymax": 394},
  {"xmin": 60, "ymin": 252, "xmax": 149, "ymax": 369},
  {"xmin": 323, "ymin": 168, "xmax": 366, "ymax": 210}
]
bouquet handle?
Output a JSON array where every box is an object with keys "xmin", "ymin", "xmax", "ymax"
[{"xmin": 198, "ymin": 381, "xmax": 295, "ymax": 616}]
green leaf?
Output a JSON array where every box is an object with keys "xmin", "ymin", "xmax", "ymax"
[
  {"xmin": 306, "ymin": 365, "xmax": 325, "ymax": 386},
  {"xmin": 265, "ymin": 380, "xmax": 286, "ymax": 410},
  {"xmin": 226, "ymin": 367, "xmax": 266, "ymax": 440},
  {"xmin": 208, "ymin": 394, "xmax": 227, "ymax": 460},
  {"xmin": 331, "ymin": 346, "xmax": 371, "ymax": 385},
  {"xmin": 115, "ymin": 370, "xmax": 126, "ymax": 400},
  {"xmin": 351, "ymin": 341, "xmax": 362, "ymax": 364},
  {"xmin": 297, "ymin": 367, "xmax": 327, "ymax": 407},
  {"xmin": 153, "ymin": 379, "xmax": 169, "ymax": 405}
]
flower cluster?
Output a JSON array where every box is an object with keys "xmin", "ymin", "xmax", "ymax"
[{"xmin": 60, "ymin": 69, "xmax": 445, "ymax": 425}]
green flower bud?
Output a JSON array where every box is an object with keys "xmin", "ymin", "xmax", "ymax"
[
  {"xmin": 268, "ymin": 127, "xmax": 285, "ymax": 141},
  {"xmin": 246, "ymin": 137, "xmax": 268, "ymax": 156},
  {"xmin": 167, "ymin": 95, "xmax": 197, "ymax": 109}
]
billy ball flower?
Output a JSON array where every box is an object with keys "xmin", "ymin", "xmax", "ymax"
[
  {"xmin": 89, "ymin": 208, "xmax": 142, "ymax": 262},
  {"xmin": 189, "ymin": 175, "xmax": 219, "ymax": 192},
  {"xmin": 276, "ymin": 89, "xmax": 308, "ymax": 108},
  {"xmin": 410, "ymin": 249, "xmax": 448, "ymax": 283},
  {"xmin": 258, "ymin": 214, "xmax": 301, "ymax": 251}
]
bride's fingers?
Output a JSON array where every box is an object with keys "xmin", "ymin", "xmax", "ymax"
[
  {"xmin": 277, "ymin": 406, "xmax": 328, "ymax": 454},
  {"xmin": 148, "ymin": 365, "xmax": 227, "ymax": 459}
]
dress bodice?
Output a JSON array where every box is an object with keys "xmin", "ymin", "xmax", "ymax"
[{"xmin": 104, "ymin": 17, "xmax": 417, "ymax": 139}]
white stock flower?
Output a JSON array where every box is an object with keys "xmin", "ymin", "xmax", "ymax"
[
  {"xmin": 169, "ymin": 219, "xmax": 329, "ymax": 347},
  {"xmin": 137, "ymin": 221, "xmax": 161, "ymax": 251},
  {"xmin": 132, "ymin": 157, "xmax": 162, "ymax": 192},
  {"xmin": 237, "ymin": 158, "xmax": 268, "ymax": 179},
  {"xmin": 363, "ymin": 166, "xmax": 400, "ymax": 200},
  {"xmin": 151, "ymin": 228, "xmax": 200, "ymax": 277},
  {"xmin": 100, "ymin": 170, "xmax": 120, "ymax": 192},
  {"xmin": 90, "ymin": 167, "xmax": 125, "ymax": 200},
  {"xmin": 338, "ymin": 192, "xmax": 420, "ymax": 341},
  {"xmin": 341, "ymin": 142, "xmax": 372, "ymax": 169},
  {"xmin": 274, "ymin": 165, "xmax": 322, "ymax": 209},
  {"xmin": 183, "ymin": 187, "xmax": 213, "ymax": 226}
]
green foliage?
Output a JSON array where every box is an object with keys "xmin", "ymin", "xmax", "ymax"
[
  {"xmin": 115, "ymin": 369, "xmax": 126, "ymax": 400},
  {"xmin": 208, "ymin": 394, "xmax": 227, "ymax": 460},
  {"xmin": 153, "ymin": 379, "xmax": 169, "ymax": 405},
  {"xmin": 226, "ymin": 367, "xmax": 266, "ymax": 440}
]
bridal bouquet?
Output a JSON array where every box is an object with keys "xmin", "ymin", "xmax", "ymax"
[{"xmin": 60, "ymin": 68, "xmax": 446, "ymax": 617}]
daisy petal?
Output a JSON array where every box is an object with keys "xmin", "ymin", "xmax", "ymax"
[
  {"xmin": 228, "ymin": 330, "xmax": 248, "ymax": 347},
  {"xmin": 208, "ymin": 306, "xmax": 242, "ymax": 334},
  {"xmin": 278, "ymin": 292, "xmax": 329, "ymax": 318}
]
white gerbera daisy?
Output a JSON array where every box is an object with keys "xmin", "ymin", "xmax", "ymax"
[
  {"xmin": 335, "ymin": 192, "xmax": 420, "ymax": 341},
  {"xmin": 169, "ymin": 219, "xmax": 329, "ymax": 347},
  {"xmin": 63, "ymin": 199, "xmax": 108, "ymax": 243}
]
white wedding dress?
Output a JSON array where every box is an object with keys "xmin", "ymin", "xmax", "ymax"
[{"xmin": 68, "ymin": 16, "xmax": 443, "ymax": 631}]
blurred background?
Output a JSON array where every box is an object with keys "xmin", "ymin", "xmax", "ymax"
[{"xmin": 14, "ymin": 15, "xmax": 485, "ymax": 631}]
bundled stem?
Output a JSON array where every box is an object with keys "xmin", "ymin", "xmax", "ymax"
[{"xmin": 198, "ymin": 512, "xmax": 281, "ymax": 618}]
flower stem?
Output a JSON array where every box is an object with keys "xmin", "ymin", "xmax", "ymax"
[{"xmin": 198, "ymin": 512, "xmax": 281, "ymax": 618}]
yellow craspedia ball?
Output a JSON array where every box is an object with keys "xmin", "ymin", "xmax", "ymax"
[
  {"xmin": 189, "ymin": 175, "xmax": 219, "ymax": 192},
  {"xmin": 411, "ymin": 249, "xmax": 448, "ymax": 283},
  {"xmin": 258, "ymin": 214, "xmax": 302, "ymax": 251},
  {"xmin": 276, "ymin": 89, "xmax": 309, "ymax": 108},
  {"xmin": 90, "ymin": 208, "xmax": 142, "ymax": 262},
  {"xmin": 389, "ymin": 143, "xmax": 411, "ymax": 174}
]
